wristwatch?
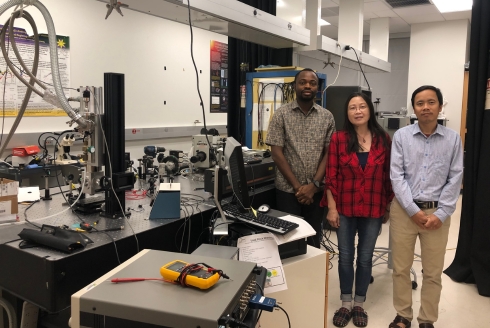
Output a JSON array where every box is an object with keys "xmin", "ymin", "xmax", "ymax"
[{"xmin": 313, "ymin": 179, "xmax": 324, "ymax": 189}]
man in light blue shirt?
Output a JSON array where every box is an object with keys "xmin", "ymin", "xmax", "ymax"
[{"xmin": 388, "ymin": 85, "xmax": 463, "ymax": 328}]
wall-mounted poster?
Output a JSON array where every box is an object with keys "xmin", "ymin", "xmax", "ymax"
[
  {"xmin": 210, "ymin": 40, "xmax": 228, "ymax": 113},
  {"xmin": 0, "ymin": 26, "xmax": 70, "ymax": 117}
]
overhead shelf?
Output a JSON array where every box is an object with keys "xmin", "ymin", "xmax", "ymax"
[
  {"xmin": 298, "ymin": 35, "xmax": 391, "ymax": 73},
  {"xmin": 98, "ymin": 0, "xmax": 310, "ymax": 48}
]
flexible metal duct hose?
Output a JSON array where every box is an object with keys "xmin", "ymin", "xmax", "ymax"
[
  {"xmin": 0, "ymin": 10, "xmax": 40, "ymax": 158},
  {"xmin": 0, "ymin": 0, "xmax": 87, "ymax": 156}
]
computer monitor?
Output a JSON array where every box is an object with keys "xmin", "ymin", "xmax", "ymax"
[{"xmin": 224, "ymin": 137, "xmax": 251, "ymax": 212}]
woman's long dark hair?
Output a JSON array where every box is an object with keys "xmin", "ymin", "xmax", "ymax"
[{"xmin": 343, "ymin": 92, "xmax": 389, "ymax": 153}]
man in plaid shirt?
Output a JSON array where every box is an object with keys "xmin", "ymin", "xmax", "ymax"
[{"xmin": 266, "ymin": 68, "xmax": 335, "ymax": 248}]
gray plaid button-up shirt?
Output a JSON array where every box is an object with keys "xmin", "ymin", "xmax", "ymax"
[{"xmin": 266, "ymin": 100, "xmax": 335, "ymax": 193}]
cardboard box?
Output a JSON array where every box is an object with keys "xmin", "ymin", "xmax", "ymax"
[{"xmin": 0, "ymin": 178, "xmax": 19, "ymax": 223}]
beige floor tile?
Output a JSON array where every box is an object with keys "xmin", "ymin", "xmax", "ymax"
[{"xmin": 324, "ymin": 196, "xmax": 490, "ymax": 328}]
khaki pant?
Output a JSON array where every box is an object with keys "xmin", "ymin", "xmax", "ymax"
[{"xmin": 390, "ymin": 197, "xmax": 451, "ymax": 325}]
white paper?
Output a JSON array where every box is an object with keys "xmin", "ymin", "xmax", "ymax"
[
  {"xmin": 237, "ymin": 232, "xmax": 287, "ymax": 293},
  {"xmin": 0, "ymin": 200, "xmax": 11, "ymax": 215},
  {"xmin": 211, "ymin": 96, "xmax": 220, "ymax": 105},
  {"xmin": 271, "ymin": 215, "xmax": 316, "ymax": 246},
  {"xmin": 18, "ymin": 187, "xmax": 40, "ymax": 202}
]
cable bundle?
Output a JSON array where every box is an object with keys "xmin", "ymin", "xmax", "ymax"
[{"xmin": 175, "ymin": 262, "xmax": 229, "ymax": 287}]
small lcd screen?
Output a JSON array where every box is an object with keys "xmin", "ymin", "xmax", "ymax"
[{"xmin": 166, "ymin": 262, "xmax": 213, "ymax": 279}]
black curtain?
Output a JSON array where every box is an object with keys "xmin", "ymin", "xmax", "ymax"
[
  {"xmin": 444, "ymin": 0, "xmax": 490, "ymax": 297},
  {"xmin": 227, "ymin": 0, "xmax": 293, "ymax": 142}
]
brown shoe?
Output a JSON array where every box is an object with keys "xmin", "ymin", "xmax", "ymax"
[
  {"xmin": 419, "ymin": 324, "xmax": 434, "ymax": 328},
  {"xmin": 389, "ymin": 315, "xmax": 411, "ymax": 328}
]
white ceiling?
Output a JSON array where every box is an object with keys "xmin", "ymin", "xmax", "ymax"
[{"xmin": 320, "ymin": 0, "xmax": 471, "ymax": 39}]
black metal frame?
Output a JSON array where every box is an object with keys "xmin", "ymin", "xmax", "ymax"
[{"xmin": 102, "ymin": 73, "xmax": 133, "ymax": 218}]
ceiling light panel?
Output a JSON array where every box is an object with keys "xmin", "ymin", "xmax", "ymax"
[{"xmin": 431, "ymin": 0, "xmax": 472, "ymax": 13}]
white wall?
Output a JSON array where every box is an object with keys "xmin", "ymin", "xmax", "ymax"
[
  {"xmin": 407, "ymin": 20, "xmax": 470, "ymax": 133},
  {"xmin": 365, "ymin": 38, "xmax": 410, "ymax": 113},
  {"xmin": 0, "ymin": 0, "xmax": 227, "ymax": 134},
  {"xmin": 0, "ymin": 0, "xmax": 229, "ymax": 163}
]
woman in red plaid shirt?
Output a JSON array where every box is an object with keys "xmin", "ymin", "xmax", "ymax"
[{"xmin": 321, "ymin": 92, "xmax": 394, "ymax": 327}]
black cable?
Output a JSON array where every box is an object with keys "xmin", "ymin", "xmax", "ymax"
[
  {"xmin": 38, "ymin": 132, "xmax": 59, "ymax": 156},
  {"xmin": 195, "ymin": 227, "xmax": 207, "ymax": 249},
  {"xmin": 255, "ymin": 281, "xmax": 264, "ymax": 323},
  {"xmin": 43, "ymin": 136, "xmax": 60, "ymax": 159},
  {"xmin": 320, "ymin": 227, "xmax": 338, "ymax": 270},
  {"xmin": 23, "ymin": 200, "xmax": 42, "ymax": 229},
  {"xmin": 349, "ymin": 47, "xmax": 371, "ymax": 91},
  {"xmin": 186, "ymin": 0, "xmax": 214, "ymax": 157},
  {"xmin": 182, "ymin": 205, "xmax": 192, "ymax": 253},
  {"xmin": 275, "ymin": 305, "xmax": 291, "ymax": 328},
  {"xmin": 54, "ymin": 168, "xmax": 85, "ymax": 223},
  {"xmin": 90, "ymin": 227, "xmax": 121, "ymax": 264},
  {"xmin": 174, "ymin": 208, "xmax": 190, "ymax": 252},
  {"xmin": 49, "ymin": 132, "xmax": 88, "ymax": 227},
  {"xmin": 2, "ymin": 238, "xmax": 22, "ymax": 245}
]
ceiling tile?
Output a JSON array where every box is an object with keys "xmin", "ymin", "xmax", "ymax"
[
  {"xmin": 402, "ymin": 13, "xmax": 445, "ymax": 24},
  {"xmin": 375, "ymin": 9, "xmax": 399, "ymax": 18},
  {"xmin": 321, "ymin": 6, "xmax": 339, "ymax": 17},
  {"xmin": 364, "ymin": 1, "xmax": 391, "ymax": 12},
  {"xmin": 389, "ymin": 25, "xmax": 411, "ymax": 33},
  {"xmin": 321, "ymin": 0, "xmax": 338, "ymax": 7},
  {"xmin": 389, "ymin": 17, "xmax": 411, "ymax": 33},
  {"xmin": 364, "ymin": 12, "xmax": 379, "ymax": 19},
  {"xmin": 442, "ymin": 10, "xmax": 471, "ymax": 21},
  {"xmin": 389, "ymin": 17, "xmax": 410, "ymax": 26},
  {"xmin": 393, "ymin": 4, "xmax": 439, "ymax": 17},
  {"xmin": 320, "ymin": 0, "xmax": 470, "ymax": 38}
]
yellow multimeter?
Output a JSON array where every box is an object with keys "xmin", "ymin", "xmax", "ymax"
[{"xmin": 160, "ymin": 260, "xmax": 221, "ymax": 290}]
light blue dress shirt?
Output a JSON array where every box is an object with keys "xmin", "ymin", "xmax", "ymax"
[{"xmin": 390, "ymin": 123, "xmax": 464, "ymax": 222}]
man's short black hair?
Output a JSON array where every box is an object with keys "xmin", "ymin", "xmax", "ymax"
[
  {"xmin": 293, "ymin": 68, "xmax": 319, "ymax": 84},
  {"xmin": 411, "ymin": 85, "xmax": 443, "ymax": 108}
]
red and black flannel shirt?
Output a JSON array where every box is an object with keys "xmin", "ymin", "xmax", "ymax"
[{"xmin": 320, "ymin": 130, "xmax": 394, "ymax": 218}]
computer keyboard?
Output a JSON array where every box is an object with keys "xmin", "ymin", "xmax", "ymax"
[{"xmin": 223, "ymin": 204, "xmax": 299, "ymax": 235}]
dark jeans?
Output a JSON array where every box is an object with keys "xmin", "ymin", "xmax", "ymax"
[
  {"xmin": 336, "ymin": 214, "xmax": 383, "ymax": 302},
  {"xmin": 275, "ymin": 189, "xmax": 323, "ymax": 248}
]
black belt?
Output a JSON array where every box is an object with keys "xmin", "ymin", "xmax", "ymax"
[{"xmin": 414, "ymin": 200, "xmax": 438, "ymax": 209}]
